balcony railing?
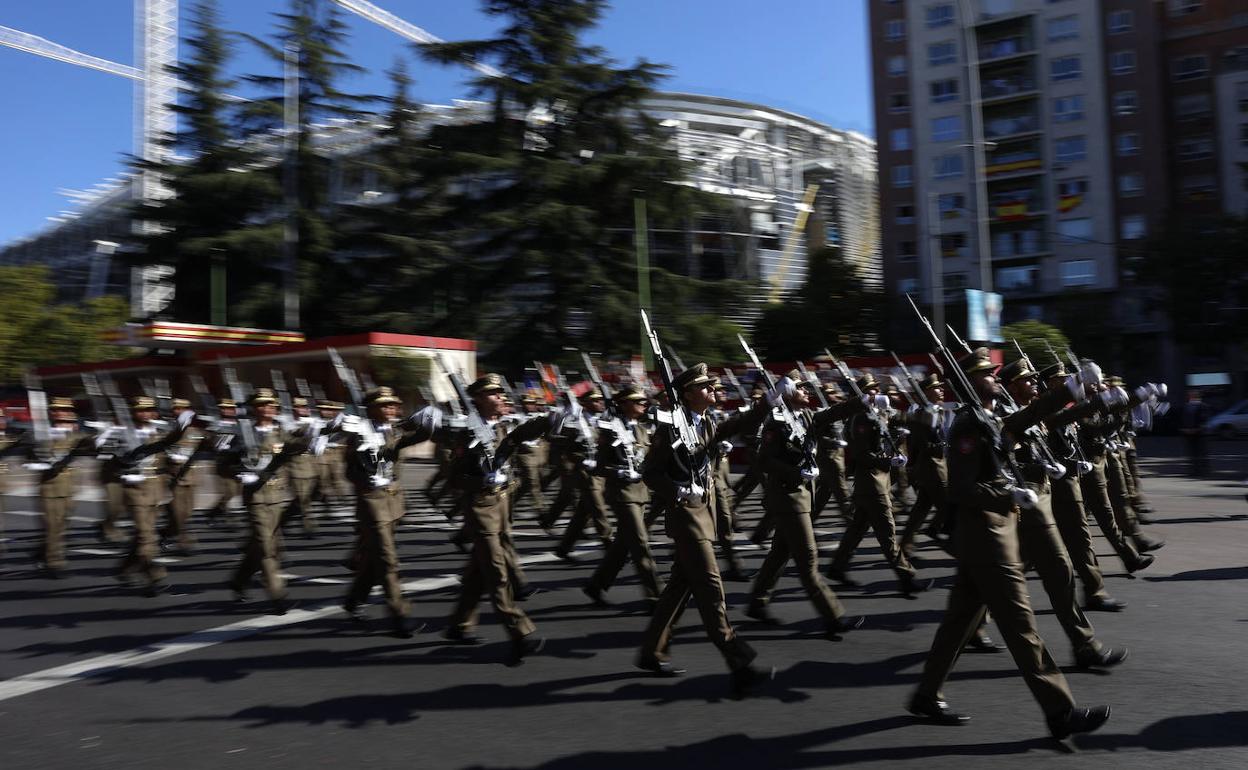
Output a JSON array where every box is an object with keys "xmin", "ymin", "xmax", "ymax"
[
  {"xmin": 979, "ymin": 36, "xmax": 1033, "ymax": 62},
  {"xmin": 984, "ymin": 113, "xmax": 1040, "ymax": 139},
  {"xmin": 982, "ymin": 76, "xmax": 1037, "ymax": 100}
]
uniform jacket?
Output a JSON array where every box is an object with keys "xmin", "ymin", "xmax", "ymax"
[{"xmin": 596, "ymin": 416, "xmax": 652, "ymax": 505}]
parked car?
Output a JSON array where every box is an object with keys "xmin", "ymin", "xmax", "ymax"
[{"xmin": 1206, "ymin": 399, "xmax": 1248, "ymax": 439}]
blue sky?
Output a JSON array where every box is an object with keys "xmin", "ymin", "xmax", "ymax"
[{"xmin": 0, "ymin": 0, "xmax": 873, "ymax": 246}]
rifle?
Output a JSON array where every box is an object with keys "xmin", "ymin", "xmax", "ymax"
[
  {"xmin": 188, "ymin": 374, "xmax": 220, "ymax": 423},
  {"xmin": 946, "ymin": 324, "xmax": 974, "ymax": 356},
  {"xmin": 642, "ymin": 311, "xmax": 708, "ymax": 492},
  {"xmin": 795, "ymin": 360, "xmax": 829, "ymax": 410},
  {"xmin": 582, "ymin": 351, "xmax": 638, "ymax": 474},
  {"xmin": 24, "ymin": 372, "xmax": 52, "ymax": 461},
  {"xmin": 548, "ymin": 363, "xmax": 596, "ymax": 454},
  {"xmin": 327, "ymin": 346, "xmax": 389, "ymax": 480},
  {"xmin": 825, "ymin": 349, "xmax": 903, "ymax": 458},
  {"xmin": 722, "ymin": 367, "xmax": 750, "ymax": 404},
  {"xmin": 218, "ymin": 358, "xmax": 261, "ymax": 468},
  {"xmin": 271, "ymin": 369, "xmax": 294, "ymax": 420},
  {"xmin": 739, "ymin": 334, "xmax": 817, "ymax": 471},
  {"xmin": 665, "ymin": 345, "xmax": 688, "ymax": 375},
  {"xmin": 434, "ymin": 353, "xmax": 499, "ymax": 476},
  {"xmin": 890, "ymin": 352, "xmax": 934, "ymax": 411}
]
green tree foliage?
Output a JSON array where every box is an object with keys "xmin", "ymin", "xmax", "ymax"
[
  {"xmin": 130, "ymin": 0, "xmax": 280, "ymax": 326},
  {"xmin": 418, "ymin": 0, "xmax": 751, "ymax": 370},
  {"xmin": 999, "ymin": 319, "xmax": 1071, "ymax": 369},
  {"xmin": 0, "ymin": 266, "xmax": 132, "ymax": 384}
]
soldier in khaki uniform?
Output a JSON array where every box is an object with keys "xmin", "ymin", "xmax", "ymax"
[
  {"xmin": 637, "ymin": 363, "xmax": 771, "ymax": 697},
  {"xmin": 899, "ymin": 374, "xmax": 951, "ymax": 557},
  {"xmin": 583, "ymin": 384, "xmax": 662, "ymax": 607},
  {"xmin": 96, "ymin": 455, "xmax": 128, "ymax": 543},
  {"xmin": 827, "ymin": 374, "xmax": 927, "ymax": 596},
  {"xmin": 0, "ymin": 407, "xmax": 21, "ymax": 553},
  {"xmin": 745, "ymin": 371, "xmax": 863, "ymax": 637},
  {"xmin": 553, "ymin": 389, "xmax": 614, "ymax": 560},
  {"xmin": 908, "ymin": 349, "xmax": 1110, "ymax": 740},
  {"xmin": 707, "ymin": 379, "xmax": 754, "ymax": 581},
  {"xmin": 315, "ymin": 400, "xmax": 349, "ymax": 509},
  {"xmin": 160, "ymin": 398, "xmax": 201, "ymax": 555},
  {"xmin": 26, "ymin": 398, "xmax": 95, "ymax": 577},
  {"xmin": 286, "ymin": 397, "xmax": 321, "ymax": 537},
  {"xmin": 512, "ymin": 391, "xmax": 550, "ymax": 517},
  {"xmin": 444, "ymin": 374, "xmax": 551, "ymax": 665},
  {"xmin": 341, "ymin": 387, "xmax": 439, "ymax": 638},
  {"xmin": 811, "ymin": 383, "xmax": 853, "ymax": 523}
]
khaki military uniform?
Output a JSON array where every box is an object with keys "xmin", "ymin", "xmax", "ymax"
[
  {"xmin": 1079, "ymin": 409, "xmax": 1146, "ymax": 571},
  {"xmin": 160, "ymin": 424, "xmax": 203, "ymax": 551},
  {"xmin": 588, "ymin": 418, "xmax": 662, "ymax": 599},
  {"xmin": 553, "ymin": 415, "xmax": 614, "ymax": 556},
  {"xmin": 317, "ymin": 441, "xmax": 349, "ymax": 506},
  {"xmin": 118, "ymin": 422, "xmax": 187, "ymax": 588},
  {"xmin": 899, "ymin": 406, "xmax": 950, "ymax": 555},
  {"xmin": 709, "ymin": 412, "xmax": 748, "ymax": 577},
  {"xmin": 286, "ymin": 418, "xmax": 320, "ymax": 535},
  {"xmin": 96, "ymin": 454, "xmax": 128, "ymax": 543},
  {"xmin": 209, "ymin": 419, "xmax": 244, "ymax": 523},
  {"xmin": 33, "ymin": 428, "xmax": 89, "ymax": 570},
  {"xmin": 513, "ymin": 432, "xmax": 549, "ymax": 515},
  {"xmin": 812, "ymin": 416, "xmax": 853, "ymax": 522},
  {"xmin": 1045, "ymin": 406, "xmax": 1111, "ymax": 603}
]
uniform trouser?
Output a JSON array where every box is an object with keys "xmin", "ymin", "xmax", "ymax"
[
  {"xmin": 1080, "ymin": 457, "xmax": 1142, "ymax": 569},
  {"xmin": 1019, "ymin": 495, "xmax": 1098, "ymax": 654},
  {"xmin": 288, "ymin": 476, "xmax": 318, "ymax": 533},
  {"xmin": 590, "ymin": 497, "xmax": 663, "ymax": 598},
  {"xmin": 916, "ymin": 555, "xmax": 1076, "ymax": 720},
  {"xmin": 891, "ymin": 465, "xmax": 912, "ymax": 507},
  {"xmin": 812, "ymin": 459, "xmax": 852, "ymax": 523},
  {"xmin": 501, "ymin": 495, "xmax": 531, "ymax": 592},
  {"xmin": 1050, "ymin": 474, "xmax": 1108, "ymax": 601},
  {"xmin": 1105, "ymin": 453, "xmax": 1143, "ymax": 542},
  {"xmin": 557, "ymin": 474, "xmax": 613, "ymax": 554},
  {"xmin": 449, "ymin": 531, "xmax": 536, "ymax": 640},
  {"xmin": 164, "ymin": 482, "xmax": 196, "ymax": 548},
  {"xmin": 1126, "ymin": 447, "xmax": 1149, "ymax": 509},
  {"xmin": 119, "ymin": 484, "xmax": 167, "ymax": 586},
  {"xmin": 212, "ymin": 477, "xmax": 242, "ymax": 516},
  {"xmin": 230, "ymin": 499, "xmax": 286, "ymax": 600},
  {"xmin": 40, "ymin": 493, "xmax": 70, "ymax": 569},
  {"xmin": 640, "ymin": 534, "xmax": 756, "ymax": 672},
  {"xmin": 541, "ymin": 469, "xmax": 576, "ymax": 528},
  {"xmin": 318, "ymin": 454, "xmax": 348, "ymax": 502},
  {"xmin": 731, "ymin": 464, "xmax": 764, "ymax": 512},
  {"xmin": 830, "ymin": 486, "xmax": 916, "ymax": 580},
  {"xmin": 899, "ymin": 477, "xmax": 947, "ymax": 554},
  {"xmin": 347, "ymin": 514, "xmax": 409, "ymax": 617},
  {"xmin": 713, "ymin": 478, "xmax": 745, "ymax": 572},
  {"xmin": 750, "ymin": 509, "xmax": 845, "ymax": 622},
  {"xmin": 515, "ymin": 454, "xmax": 547, "ymax": 514},
  {"xmin": 99, "ymin": 482, "xmax": 126, "ymax": 542}
]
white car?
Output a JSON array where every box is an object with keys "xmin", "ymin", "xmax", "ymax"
[{"xmin": 1206, "ymin": 399, "xmax": 1248, "ymax": 439}]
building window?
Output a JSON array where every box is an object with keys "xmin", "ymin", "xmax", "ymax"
[
  {"xmin": 997, "ymin": 265, "xmax": 1039, "ymax": 293},
  {"xmin": 1053, "ymin": 94, "xmax": 1085, "ymax": 123},
  {"xmin": 1168, "ymin": 0, "xmax": 1203, "ymax": 16},
  {"xmin": 1116, "ymin": 132, "xmax": 1140, "ymax": 156},
  {"xmin": 931, "ymin": 115, "xmax": 963, "ymax": 142},
  {"xmin": 933, "ymin": 153, "xmax": 965, "ymax": 178},
  {"xmin": 1057, "ymin": 218, "xmax": 1094, "ymax": 246},
  {"xmin": 1177, "ymin": 135, "xmax": 1214, "ymax": 161},
  {"xmin": 1180, "ymin": 174, "xmax": 1216, "ymax": 199},
  {"xmin": 1055, "ymin": 135, "xmax": 1087, "ymax": 163},
  {"xmin": 1047, "ymin": 16, "xmax": 1079, "ymax": 42},
  {"xmin": 1107, "ymin": 10, "xmax": 1133, "ymax": 34},
  {"xmin": 899, "ymin": 240, "xmax": 918, "ymax": 260},
  {"xmin": 1175, "ymin": 92, "xmax": 1212, "ymax": 120},
  {"xmin": 888, "ymin": 92, "xmax": 911, "ymax": 113},
  {"xmin": 944, "ymin": 273, "xmax": 968, "ymax": 298},
  {"xmin": 1060, "ymin": 259, "xmax": 1096, "ymax": 287},
  {"xmin": 887, "ymin": 55, "xmax": 908, "ymax": 77},
  {"xmin": 994, "ymin": 229, "xmax": 1042, "ymax": 257},
  {"xmin": 1121, "ymin": 215, "xmax": 1148, "ymax": 240},
  {"xmin": 926, "ymin": 4, "xmax": 955, "ymax": 28},
  {"xmin": 1227, "ymin": 47, "xmax": 1248, "ymax": 73},
  {"xmin": 898, "ymin": 277, "xmax": 921, "ymax": 294},
  {"xmin": 1113, "ymin": 90, "xmax": 1138, "ymax": 116},
  {"xmin": 1172, "ymin": 55, "xmax": 1210, "ymax": 81},
  {"xmin": 1051, "ymin": 56, "xmax": 1082, "ymax": 82},
  {"xmin": 938, "ymin": 193, "xmax": 966, "ymax": 218},
  {"xmin": 890, "ymin": 127, "xmax": 912, "ymax": 151},
  {"xmin": 1057, "ymin": 178, "xmax": 1088, "ymax": 212},
  {"xmin": 930, "ymin": 78, "xmax": 959, "ymax": 103},
  {"xmin": 1110, "ymin": 50, "xmax": 1136, "ymax": 75},
  {"xmin": 893, "ymin": 164, "xmax": 913, "ymax": 188},
  {"xmin": 928, "ymin": 41, "xmax": 957, "ymax": 66},
  {"xmin": 940, "ymin": 232, "xmax": 968, "ymax": 257},
  {"xmin": 885, "ymin": 19, "xmax": 906, "ymax": 41},
  {"xmin": 1118, "ymin": 173, "xmax": 1144, "ymax": 197},
  {"xmin": 896, "ymin": 203, "xmax": 916, "ymax": 224}
]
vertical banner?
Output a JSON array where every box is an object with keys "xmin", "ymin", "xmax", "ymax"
[{"xmin": 966, "ymin": 289, "xmax": 1004, "ymax": 343}]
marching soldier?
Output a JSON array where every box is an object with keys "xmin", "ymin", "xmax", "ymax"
[
  {"xmin": 26, "ymin": 398, "xmax": 96, "ymax": 577},
  {"xmin": 315, "ymin": 399, "xmax": 349, "ymax": 510},
  {"xmin": 583, "ymin": 384, "xmax": 663, "ymax": 608},
  {"xmin": 207, "ymin": 398, "xmax": 244, "ymax": 526},
  {"xmin": 160, "ymin": 398, "xmax": 201, "ymax": 555},
  {"xmin": 709, "ymin": 378, "xmax": 753, "ymax": 581},
  {"xmin": 341, "ymin": 386, "xmax": 439, "ymax": 638},
  {"xmin": 637, "ymin": 363, "xmax": 771, "ymax": 697},
  {"xmin": 552, "ymin": 388, "xmax": 614, "ymax": 560},
  {"xmin": 512, "ymin": 391, "xmax": 550, "ymax": 517},
  {"xmin": 744, "ymin": 371, "xmax": 864, "ymax": 637},
  {"xmin": 899, "ymin": 374, "xmax": 951, "ymax": 557},
  {"xmin": 811, "ymin": 382, "xmax": 853, "ymax": 523},
  {"xmin": 286, "ymin": 397, "xmax": 321, "ymax": 537},
  {"xmin": 827, "ymin": 374, "xmax": 928, "ymax": 596}
]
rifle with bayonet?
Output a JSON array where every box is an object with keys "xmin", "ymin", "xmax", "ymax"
[
  {"xmin": 434, "ymin": 353, "xmax": 500, "ymax": 477},
  {"xmin": 582, "ymin": 351, "xmax": 638, "ymax": 475},
  {"xmin": 825, "ymin": 348, "xmax": 904, "ymax": 458},
  {"xmin": 722, "ymin": 368, "xmax": 750, "ymax": 405},
  {"xmin": 642, "ymin": 311, "xmax": 709, "ymax": 493},
  {"xmin": 796, "ymin": 360, "xmax": 830, "ymax": 410},
  {"xmin": 739, "ymin": 335, "xmax": 817, "ymax": 473},
  {"xmin": 890, "ymin": 352, "xmax": 934, "ymax": 411}
]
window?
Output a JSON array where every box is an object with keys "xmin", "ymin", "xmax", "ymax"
[
  {"xmin": 1111, "ymin": 50, "xmax": 1136, "ymax": 75},
  {"xmin": 1057, "ymin": 178, "xmax": 1088, "ymax": 212},
  {"xmin": 1116, "ymin": 132, "xmax": 1140, "ymax": 156},
  {"xmin": 1172, "ymin": 55, "xmax": 1209, "ymax": 81},
  {"xmin": 1113, "ymin": 90, "xmax": 1138, "ymax": 116},
  {"xmin": 886, "ymin": 19, "xmax": 906, "ymax": 41},
  {"xmin": 890, "ymin": 127, "xmax": 911, "ymax": 151},
  {"xmin": 1055, "ymin": 135, "xmax": 1087, "ymax": 163},
  {"xmin": 1051, "ymin": 56, "xmax": 1082, "ymax": 82},
  {"xmin": 1060, "ymin": 260, "xmax": 1096, "ymax": 287},
  {"xmin": 1118, "ymin": 173, "xmax": 1144, "ymax": 197},
  {"xmin": 928, "ymin": 41, "xmax": 957, "ymax": 66},
  {"xmin": 930, "ymin": 78, "xmax": 959, "ymax": 103},
  {"xmin": 939, "ymin": 192, "xmax": 966, "ymax": 217},
  {"xmin": 933, "ymin": 153, "xmax": 964, "ymax": 179},
  {"xmin": 926, "ymin": 4, "xmax": 954, "ymax": 28},
  {"xmin": 1227, "ymin": 47, "xmax": 1248, "ymax": 73},
  {"xmin": 1053, "ymin": 94, "xmax": 1085, "ymax": 123},
  {"xmin": 1168, "ymin": 0, "xmax": 1203, "ymax": 16},
  {"xmin": 1108, "ymin": 9, "xmax": 1133, "ymax": 34},
  {"xmin": 994, "ymin": 229, "xmax": 1042, "ymax": 256},
  {"xmin": 940, "ymin": 232, "xmax": 968, "ymax": 256},
  {"xmin": 893, "ymin": 164, "xmax": 913, "ymax": 188},
  {"xmin": 896, "ymin": 203, "xmax": 916, "ymax": 224},
  {"xmin": 898, "ymin": 240, "xmax": 917, "ymax": 260},
  {"xmin": 1180, "ymin": 174, "xmax": 1216, "ymax": 199},
  {"xmin": 1121, "ymin": 215, "xmax": 1147, "ymax": 240},
  {"xmin": 931, "ymin": 115, "xmax": 963, "ymax": 142},
  {"xmin": 944, "ymin": 273, "xmax": 968, "ymax": 299},
  {"xmin": 898, "ymin": 278, "xmax": 921, "ymax": 295},
  {"xmin": 1178, "ymin": 135, "xmax": 1213, "ymax": 161},
  {"xmin": 997, "ymin": 265, "xmax": 1039, "ymax": 293},
  {"xmin": 1047, "ymin": 16, "xmax": 1078, "ymax": 42},
  {"xmin": 888, "ymin": 92, "xmax": 911, "ymax": 113},
  {"xmin": 887, "ymin": 55, "xmax": 908, "ymax": 77},
  {"xmin": 1057, "ymin": 218, "xmax": 1094, "ymax": 245},
  {"xmin": 1175, "ymin": 93, "xmax": 1212, "ymax": 119}
]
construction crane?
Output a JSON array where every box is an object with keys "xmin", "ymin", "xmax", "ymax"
[
  {"xmin": 767, "ymin": 182, "xmax": 819, "ymax": 303},
  {"xmin": 330, "ymin": 0, "xmax": 501, "ymax": 78}
]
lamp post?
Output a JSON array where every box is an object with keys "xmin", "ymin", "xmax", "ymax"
[{"xmin": 956, "ymin": 0, "xmax": 995, "ymax": 294}]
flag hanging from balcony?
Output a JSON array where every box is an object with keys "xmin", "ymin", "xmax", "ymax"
[{"xmin": 1058, "ymin": 193, "xmax": 1084, "ymax": 213}]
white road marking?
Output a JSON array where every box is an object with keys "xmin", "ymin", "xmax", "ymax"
[{"xmin": 0, "ymin": 547, "xmax": 597, "ymax": 704}]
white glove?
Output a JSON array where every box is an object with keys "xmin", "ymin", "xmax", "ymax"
[
  {"xmin": 1079, "ymin": 360, "xmax": 1103, "ymax": 388},
  {"xmin": 890, "ymin": 455, "xmax": 908, "ymax": 468},
  {"xmin": 1077, "ymin": 460, "xmax": 1093, "ymax": 476},
  {"xmin": 1045, "ymin": 463, "xmax": 1067, "ymax": 480},
  {"xmin": 93, "ymin": 426, "xmax": 119, "ymax": 448},
  {"xmin": 370, "ymin": 474, "xmax": 392, "ymax": 488},
  {"xmin": 1133, "ymin": 385, "xmax": 1151, "ymax": 403},
  {"xmin": 581, "ymin": 458, "xmax": 597, "ymax": 471},
  {"xmin": 835, "ymin": 439, "xmax": 848, "ymax": 448},
  {"xmin": 357, "ymin": 433, "xmax": 384, "ymax": 453},
  {"xmin": 1153, "ymin": 382, "xmax": 1168, "ymax": 399},
  {"xmin": 719, "ymin": 440, "xmax": 734, "ymax": 455},
  {"xmin": 1011, "ymin": 486, "xmax": 1039, "ymax": 509},
  {"xmin": 1064, "ymin": 374, "xmax": 1085, "ymax": 402},
  {"xmin": 1099, "ymin": 388, "xmax": 1127, "ymax": 409},
  {"xmin": 895, "ymin": 427, "xmax": 911, "ymax": 438},
  {"xmin": 1155, "ymin": 402, "xmax": 1171, "ymax": 417},
  {"xmin": 487, "ymin": 470, "xmax": 509, "ymax": 486},
  {"xmin": 121, "ymin": 473, "xmax": 146, "ymax": 485},
  {"xmin": 800, "ymin": 464, "xmax": 820, "ymax": 481},
  {"xmin": 339, "ymin": 414, "xmax": 364, "ymax": 434},
  {"xmin": 873, "ymin": 394, "xmax": 890, "ymax": 410},
  {"xmin": 407, "ymin": 405, "xmax": 442, "ymax": 433},
  {"xmin": 617, "ymin": 468, "xmax": 643, "ymax": 482},
  {"xmin": 177, "ymin": 409, "xmax": 196, "ymax": 429},
  {"xmin": 237, "ymin": 472, "xmax": 260, "ymax": 486},
  {"xmin": 23, "ymin": 462, "xmax": 52, "ymax": 472},
  {"xmin": 311, "ymin": 435, "xmax": 329, "ymax": 456},
  {"xmin": 676, "ymin": 482, "xmax": 705, "ymax": 504},
  {"xmin": 166, "ymin": 451, "xmax": 189, "ymax": 464}
]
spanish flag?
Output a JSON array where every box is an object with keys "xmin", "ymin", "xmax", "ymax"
[
  {"xmin": 995, "ymin": 201, "xmax": 1028, "ymax": 221},
  {"xmin": 1058, "ymin": 194, "xmax": 1083, "ymax": 213}
]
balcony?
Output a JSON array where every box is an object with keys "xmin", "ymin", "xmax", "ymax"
[
  {"xmin": 978, "ymin": 36, "xmax": 1035, "ymax": 63},
  {"xmin": 995, "ymin": 264, "xmax": 1042, "ymax": 296},
  {"xmin": 981, "ymin": 74, "xmax": 1038, "ymax": 103},
  {"xmin": 993, "ymin": 227, "xmax": 1048, "ymax": 259},
  {"xmin": 984, "ymin": 112, "xmax": 1040, "ymax": 140}
]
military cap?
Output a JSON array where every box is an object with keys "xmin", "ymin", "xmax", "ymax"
[
  {"xmin": 750, "ymin": 386, "xmax": 766, "ymax": 400},
  {"xmin": 1038, "ymin": 361, "xmax": 1067, "ymax": 380},
  {"xmin": 578, "ymin": 387, "xmax": 605, "ymax": 401},
  {"xmin": 218, "ymin": 398, "xmax": 237, "ymax": 409},
  {"xmin": 1106, "ymin": 374, "xmax": 1124, "ymax": 387},
  {"xmin": 172, "ymin": 398, "xmax": 191, "ymax": 409},
  {"xmin": 248, "ymin": 388, "xmax": 278, "ymax": 406},
  {"xmin": 884, "ymin": 381, "xmax": 900, "ymax": 396},
  {"xmin": 521, "ymin": 389, "xmax": 542, "ymax": 405},
  {"xmin": 784, "ymin": 369, "xmax": 816, "ymax": 390},
  {"xmin": 130, "ymin": 395, "xmax": 158, "ymax": 411},
  {"xmin": 316, "ymin": 399, "xmax": 344, "ymax": 411},
  {"xmin": 710, "ymin": 376, "xmax": 727, "ymax": 392},
  {"xmin": 959, "ymin": 347, "xmax": 999, "ymax": 375},
  {"xmin": 49, "ymin": 397, "xmax": 77, "ymax": 412},
  {"xmin": 292, "ymin": 396, "xmax": 309, "ymax": 408},
  {"xmin": 856, "ymin": 373, "xmax": 880, "ymax": 392},
  {"xmin": 920, "ymin": 372, "xmax": 944, "ymax": 391},
  {"xmin": 822, "ymin": 382, "xmax": 846, "ymax": 399},
  {"xmin": 998, "ymin": 359, "xmax": 1036, "ymax": 385},
  {"xmin": 363, "ymin": 385, "xmax": 402, "ymax": 405},
  {"xmin": 466, "ymin": 374, "xmax": 505, "ymax": 397},
  {"xmin": 672, "ymin": 362, "xmax": 714, "ymax": 392},
  {"xmin": 613, "ymin": 383, "xmax": 648, "ymax": 403}
]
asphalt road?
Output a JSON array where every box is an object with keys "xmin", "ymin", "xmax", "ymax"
[{"xmin": 0, "ymin": 437, "xmax": 1245, "ymax": 769}]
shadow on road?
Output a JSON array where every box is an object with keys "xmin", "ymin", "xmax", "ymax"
[{"xmin": 1144, "ymin": 566, "xmax": 1248, "ymax": 583}]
